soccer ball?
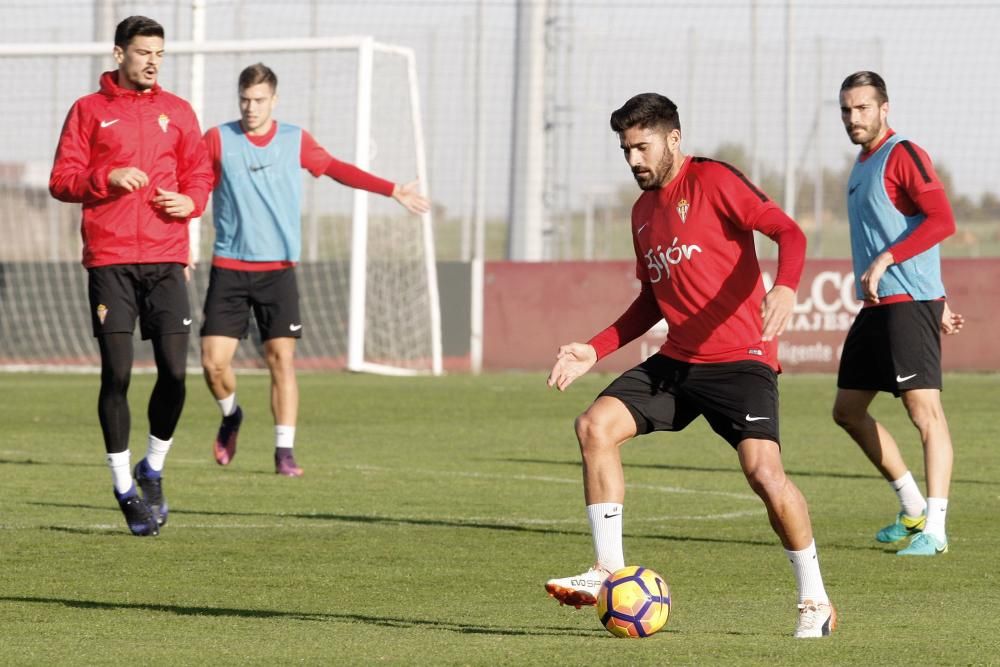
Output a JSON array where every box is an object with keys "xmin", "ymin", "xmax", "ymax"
[{"xmin": 596, "ymin": 565, "xmax": 670, "ymax": 638}]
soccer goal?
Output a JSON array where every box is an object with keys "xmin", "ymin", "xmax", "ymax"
[{"xmin": 0, "ymin": 36, "xmax": 442, "ymax": 376}]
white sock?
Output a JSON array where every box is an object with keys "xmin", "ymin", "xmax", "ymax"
[
  {"xmin": 145, "ymin": 434, "xmax": 172, "ymax": 472},
  {"xmin": 923, "ymin": 497, "xmax": 949, "ymax": 541},
  {"xmin": 107, "ymin": 450, "xmax": 133, "ymax": 495},
  {"xmin": 218, "ymin": 393, "xmax": 237, "ymax": 417},
  {"xmin": 784, "ymin": 540, "xmax": 829, "ymax": 604},
  {"xmin": 275, "ymin": 425, "xmax": 296, "ymax": 450},
  {"xmin": 587, "ymin": 503, "xmax": 625, "ymax": 572},
  {"xmin": 891, "ymin": 471, "xmax": 926, "ymax": 517}
]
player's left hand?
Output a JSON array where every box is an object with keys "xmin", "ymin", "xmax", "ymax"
[
  {"xmin": 860, "ymin": 251, "xmax": 894, "ymax": 303},
  {"xmin": 184, "ymin": 250, "xmax": 196, "ymax": 283},
  {"xmin": 760, "ymin": 284, "xmax": 795, "ymax": 341},
  {"xmin": 941, "ymin": 302, "xmax": 964, "ymax": 335},
  {"xmin": 152, "ymin": 188, "xmax": 195, "ymax": 219},
  {"xmin": 392, "ymin": 180, "xmax": 431, "ymax": 215}
]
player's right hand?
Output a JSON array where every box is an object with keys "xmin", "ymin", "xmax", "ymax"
[
  {"xmin": 860, "ymin": 251, "xmax": 894, "ymax": 303},
  {"xmin": 108, "ymin": 167, "xmax": 150, "ymax": 192},
  {"xmin": 547, "ymin": 342, "xmax": 597, "ymax": 392}
]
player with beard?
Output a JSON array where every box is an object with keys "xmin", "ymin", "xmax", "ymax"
[
  {"xmin": 833, "ymin": 71, "xmax": 963, "ymax": 556},
  {"xmin": 49, "ymin": 16, "xmax": 212, "ymax": 536},
  {"xmin": 544, "ymin": 93, "xmax": 835, "ymax": 638}
]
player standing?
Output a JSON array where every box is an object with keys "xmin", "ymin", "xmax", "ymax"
[
  {"xmin": 833, "ymin": 71, "xmax": 964, "ymax": 556},
  {"xmin": 200, "ymin": 63, "xmax": 430, "ymax": 476},
  {"xmin": 49, "ymin": 16, "xmax": 213, "ymax": 536},
  {"xmin": 545, "ymin": 93, "xmax": 835, "ymax": 637}
]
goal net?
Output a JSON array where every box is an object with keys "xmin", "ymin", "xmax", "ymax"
[{"xmin": 0, "ymin": 36, "xmax": 442, "ymax": 375}]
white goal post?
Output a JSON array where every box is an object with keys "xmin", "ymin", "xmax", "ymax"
[{"xmin": 0, "ymin": 36, "xmax": 442, "ymax": 376}]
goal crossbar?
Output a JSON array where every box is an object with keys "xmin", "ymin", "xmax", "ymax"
[{"xmin": 1, "ymin": 36, "xmax": 443, "ymax": 376}]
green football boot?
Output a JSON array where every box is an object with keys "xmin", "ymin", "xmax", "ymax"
[{"xmin": 897, "ymin": 532, "xmax": 948, "ymax": 556}]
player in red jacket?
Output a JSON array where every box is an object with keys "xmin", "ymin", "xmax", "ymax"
[
  {"xmin": 544, "ymin": 93, "xmax": 835, "ymax": 638},
  {"xmin": 49, "ymin": 16, "xmax": 212, "ymax": 537}
]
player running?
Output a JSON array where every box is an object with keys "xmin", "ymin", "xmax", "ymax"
[
  {"xmin": 545, "ymin": 93, "xmax": 835, "ymax": 638},
  {"xmin": 49, "ymin": 16, "xmax": 212, "ymax": 536},
  {"xmin": 832, "ymin": 71, "xmax": 963, "ymax": 556},
  {"xmin": 200, "ymin": 63, "xmax": 430, "ymax": 476}
]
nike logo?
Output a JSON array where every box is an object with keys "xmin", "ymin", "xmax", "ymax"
[
  {"xmin": 848, "ymin": 182, "xmax": 860, "ymax": 195},
  {"xmin": 896, "ymin": 373, "xmax": 917, "ymax": 382},
  {"xmin": 182, "ymin": 318, "xmax": 192, "ymax": 326},
  {"xmin": 289, "ymin": 323, "xmax": 303, "ymax": 332},
  {"xmin": 603, "ymin": 512, "xmax": 621, "ymax": 519},
  {"xmin": 745, "ymin": 414, "xmax": 770, "ymax": 422},
  {"xmin": 100, "ymin": 119, "xmax": 119, "ymax": 128},
  {"xmin": 636, "ymin": 223, "xmax": 648, "ymax": 234},
  {"xmin": 250, "ymin": 164, "xmax": 270, "ymax": 172}
]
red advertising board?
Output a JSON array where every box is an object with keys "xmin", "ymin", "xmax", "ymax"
[{"xmin": 483, "ymin": 258, "xmax": 997, "ymax": 373}]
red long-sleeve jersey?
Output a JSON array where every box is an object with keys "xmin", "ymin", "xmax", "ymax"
[
  {"xmin": 49, "ymin": 70, "xmax": 212, "ymax": 268},
  {"xmin": 588, "ymin": 156, "xmax": 806, "ymax": 371},
  {"xmin": 860, "ymin": 129, "xmax": 955, "ymax": 264}
]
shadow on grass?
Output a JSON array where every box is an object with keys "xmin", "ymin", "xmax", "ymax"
[
  {"xmin": 497, "ymin": 457, "xmax": 998, "ymax": 486},
  {"xmin": 0, "ymin": 458, "xmax": 103, "ymax": 469},
  {"xmin": 27, "ymin": 500, "xmax": 881, "ymax": 552},
  {"xmin": 0, "ymin": 595, "xmax": 602, "ymax": 637}
]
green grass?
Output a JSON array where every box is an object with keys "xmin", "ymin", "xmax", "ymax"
[{"xmin": 1, "ymin": 372, "xmax": 998, "ymax": 665}]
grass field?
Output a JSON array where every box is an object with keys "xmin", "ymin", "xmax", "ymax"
[{"xmin": 1, "ymin": 372, "xmax": 998, "ymax": 665}]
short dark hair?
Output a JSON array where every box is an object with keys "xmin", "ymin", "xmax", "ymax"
[
  {"xmin": 239, "ymin": 63, "xmax": 278, "ymax": 92},
  {"xmin": 610, "ymin": 93, "xmax": 681, "ymax": 134},
  {"xmin": 840, "ymin": 71, "xmax": 888, "ymax": 105},
  {"xmin": 114, "ymin": 16, "xmax": 164, "ymax": 49}
]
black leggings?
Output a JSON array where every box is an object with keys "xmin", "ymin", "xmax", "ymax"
[{"xmin": 97, "ymin": 333, "xmax": 188, "ymax": 454}]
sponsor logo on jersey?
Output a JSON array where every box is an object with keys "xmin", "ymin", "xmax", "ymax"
[
  {"xmin": 643, "ymin": 236, "xmax": 703, "ymax": 283},
  {"xmin": 676, "ymin": 198, "xmax": 690, "ymax": 223},
  {"xmin": 158, "ymin": 113, "xmax": 170, "ymax": 133},
  {"xmin": 747, "ymin": 347, "xmax": 763, "ymax": 356},
  {"xmin": 100, "ymin": 119, "xmax": 119, "ymax": 128}
]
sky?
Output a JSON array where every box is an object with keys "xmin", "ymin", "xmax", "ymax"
[{"xmin": 3, "ymin": 0, "xmax": 998, "ymax": 225}]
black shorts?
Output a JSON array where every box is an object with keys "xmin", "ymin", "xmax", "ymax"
[
  {"xmin": 87, "ymin": 264, "xmax": 191, "ymax": 339},
  {"xmin": 598, "ymin": 354, "xmax": 781, "ymax": 449},
  {"xmin": 837, "ymin": 300, "xmax": 943, "ymax": 396},
  {"xmin": 200, "ymin": 266, "xmax": 302, "ymax": 341}
]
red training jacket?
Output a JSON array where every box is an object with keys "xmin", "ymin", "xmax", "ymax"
[{"xmin": 49, "ymin": 70, "xmax": 213, "ymax": 268}]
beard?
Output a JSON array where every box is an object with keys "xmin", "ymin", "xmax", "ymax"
[
  {"xmin": 847, "ymin": 119, "xmax": 881, "ymax": 146},
  {"xmin": 633, "ymin": 149, "xmax": 674, "ymax": 191}
]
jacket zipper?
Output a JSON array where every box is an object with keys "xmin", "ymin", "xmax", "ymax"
[{"xmin": 136, "ymin": 93, "xmax": 144, "ymax": 262}]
